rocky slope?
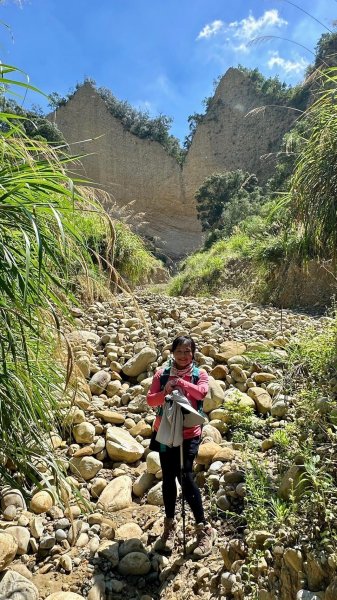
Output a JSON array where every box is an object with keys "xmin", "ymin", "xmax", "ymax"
[{"xmin": 0, "ymin": 293, "xmax": 336, "ymax": 600}]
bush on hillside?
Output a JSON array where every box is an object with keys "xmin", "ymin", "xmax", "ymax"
[
  {"xmin": 195, "ymin": 170, "xmax": 265, "ymax": 249},
  {"xmin": 49, "ymin": 81, "xmax": 184, "ymax": 163}
]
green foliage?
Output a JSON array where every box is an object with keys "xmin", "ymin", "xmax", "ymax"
[
  {"xmin": 308, "ymin": 30, "xmax": 337, "ymax": 73},
  {"xmin": 244, "ymin": 457, "xmax": 271, "ymax": 529},
  {"xmin": 74, "ymin": 210, "xmax": 160, "ymax": 286},
  {"xmin": 279, "ymin": 67, "xmax": 337, "ymax": 258},
  {"xmin": 1, "ymin": 98, "xmax": 65, "ymax": 144},
  {"xmin": 195, "ymin": 169, "xmax": 261, "ymax": 234},
  {"xmin": 289, "ymin": 319, "xmax": 337, "ymax": 380},
  {"xmin": 168, "ymin": 234, "xmax": 253, "ymax": 297},
  {"xmin": 113, "ymin": 222, "xmax": 161, "ymax": 285},
  {"xmin": 0, "ymin": 64, "xmax": 123, "ymax": 491},
  {"xmin": 237, "ymin": 66, "xmax": 310, "ymax": 111}
]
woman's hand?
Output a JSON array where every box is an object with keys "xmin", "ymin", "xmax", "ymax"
[
  {"xmin": 164, "ymin": 378, "xmax": 185, "ymax": 394},
  {"xmin": 164, "ymin": 379, "xmax": 178, "ymax": 394}
]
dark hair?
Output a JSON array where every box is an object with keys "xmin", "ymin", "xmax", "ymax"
[{"xmin": 171, "ymin": 336, "xmax": 196, "ymax": 358}]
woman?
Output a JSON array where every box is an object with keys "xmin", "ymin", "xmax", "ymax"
[{"xmin": 147, "ymin": 335, "xmax": 215, "ymax": 557}]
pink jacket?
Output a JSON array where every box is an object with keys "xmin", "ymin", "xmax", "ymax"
[{"xmin": 147, "ymin": 368, "xmax": 209, "ymax": 439}]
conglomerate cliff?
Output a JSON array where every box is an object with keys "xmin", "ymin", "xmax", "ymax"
[{"xmin": 50, "ymin": 68, "xmax": 296, "ymax": 259}]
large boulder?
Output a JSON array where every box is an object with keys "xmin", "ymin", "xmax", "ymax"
[
  {"xmin": 248, "ymin": 387, "xmax": 272, "ymax": 414},
  {"xmin": 30, "ymin": 490, "xmax": 54, "ymax": 514},
  {"xmin": 203, "ymin": 377, "xmax": 225, "ymax": 413},
  {"xmin": 216, "ymin": 341, "xmax": 246, "ymax": 362},
  {"xmin": 89, "ymin": 370, "xmax": 111, "ymax": 395},
  {"xmin": 147, "ymin": 482, "xmax": 164, "ymax": 506},
  {"xmin": 0, "ymin": 487, "xmax": 26, "ymax": 511},
  {"xmin": 69, "ymin": 456, "xmax": 103, "ymax": 481},
  {"xmin": 196, "ymin": 442, "xmax": 222, "ymax": 465},
  {"xmin": 5, "ymin": 526, "xmax": 30, "ymax": 556},
  {"xmin": 0, "ymin": 570, "xmax": 39, "ymax": 600},
  {"xmin": 0, "ymin": 532, "xmax": 18, "ymax": 571},
  {"xmin": 97, "ymin": 475, "xmax": 133, "ymax": 512},
  {"xmin": 106, "ymin": 427, "xmax": 144, "ymax": 463},
  {"xmin": 72, "ymin": 422, "xmax": 95, "ymax": 444},
  {"xmin": 118, "ymin": 552, "xmax": 151, "ymax": 576},
  {"xmin": 122, "ymin": 347, "xmax": 157, "ymax": 377}
]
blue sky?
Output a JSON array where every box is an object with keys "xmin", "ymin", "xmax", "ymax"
[{"xmin": 0, "ymin": 0, "xmax": 336, "ymax": 142}]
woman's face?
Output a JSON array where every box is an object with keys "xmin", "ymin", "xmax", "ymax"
[{"xmin": 173, "ymin": 341, "xmax": 193, "ymax": 369}]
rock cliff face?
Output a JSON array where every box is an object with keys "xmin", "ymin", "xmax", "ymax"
[
  {"xmin": 50, "ymin": 69, "xmax": 297, "ymax": 259},
  {"xmin": 182, "ymin": 68, "xmax": 296, "ymax": 203}
]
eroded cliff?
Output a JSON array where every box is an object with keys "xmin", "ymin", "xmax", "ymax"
[{"xmin": 50, "ymin": 69, "xmax": 297, "ymax": 259}]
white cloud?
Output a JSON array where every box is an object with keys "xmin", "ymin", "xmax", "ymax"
[
  {"xmin": 197, "ymin": 20, "xmax": 224, "ymax": 40},
  {"xmin": 267, "ymin": 51, "xmax": 309, "ymax": 74},
  {"xmin": 229, "ymin": 10, "xmax": 287, "ymax": 43},
  {"xmin": 197, "ymin": 10, "xmax": 288, "ymax": 53}
]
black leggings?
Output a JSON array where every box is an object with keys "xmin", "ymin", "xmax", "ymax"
[{"xmin": 159, "ymin": 437, "xmax": 205, "ymax": 524}]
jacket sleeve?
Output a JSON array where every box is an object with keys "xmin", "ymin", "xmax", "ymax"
[
  {"xmin": 146, "ymin": 369, "xmax": 166, "ymax": 407},
  {"xmin": 178, "ymin": 369, "xmax": 209, "ymax": 401}
]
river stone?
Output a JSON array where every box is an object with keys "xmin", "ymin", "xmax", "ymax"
[
  {"xmin": 217, "ymin": 341, "xmax": 247, "ymax": 361},
  {"xmin": 140, "ymin": 377, "xmax": 153, "ymax": 393},
  {"xmin": 0, "ymin": 569, "xmax": 39, "ymax": 599},
  {"xmin": 284, "ymin": 548, "xmax": 303, "ymax": 572},
  {"xmin": 46, "ymin": 594, "xmax": 85, "ymax": 600},
  {"xmin": 115, "ymin": 522, "xmax": 142, "ymax": 540},
  {"xmin": 122, "ymin": 347, "xmax": 157, "ymax": 377},
  {"xmin": 89, "ymin": 370, "xmax": 111, "ymax": 394},
  {"xmin": 67, "ymin": 329, "xmax": 100, "ymax": 346},
  {"xmin": 146, "ymin": 451, "xmax": 161, "ymax": 474},
  {"xmin": 94, "ymin": 410, "xmax": 125, "ymax": 425},
  {"xmin": 87, "ymin": 574, "xmax": 105, "ymax": 600},
  {"xmin": 147, "ymin": 482, "xmax": 164, "ymax": 506},
  {"xmin": 0, "ymin": 532, "xmax": 18, "ymax": 571},
  {"xmin": 97, "ymin": 475, "xmax": 132, "ymax": 512},
  {"xmin": 73, "ymin": 421, "xmax": 96, "ymax": 444},
  {"xmin": 209, "ymin": 408, "xmax": 231, "ymax": 423},
  {"xmin": 105, "ymin": 380, "xmax": 122, "ymax": 397},
  {"xmin": 253, "ymin": 372, "xmax": 277, "ymax": 383},
  {"xmin": 127, "ymin": 394, "xmax": 149, "ymax": 413},
  {"xmin": 196, "ymin": 442, "xmax": 222, "ymax": 465},
  {"xmin": 209, "ymin": 365, "xmax": 228, "ymax": 380},
  {"xmin": 1, "ymin": 488, "xmax": 26, "ymax": 511},
  {"xmin": 106, "ymin": 427, "xmax": 144, "ymax": 463},
  {"xmin": 63, "ymin": 406, "xmax": 86, "ymax": 426},
  {"xmin": 97, "ymin": 540, "xmax": 119, "ymax": 566},
  {"xmin": 119, "ymin": 538, "xmax": 146, "ymax": 558},
  {"xmin": 90, "ymin": 478, "xmax": 107, "ymax": 498},
  {"xmin": 203, "ymin": 377, "xmax": 225, "ymax": 412},
  {"xmin": 133, "ymin": 472, "xmax": 155, "ymax": 497},
  {"xmin": 30, "ymin": 516, "xmax": 44, "ymax": 539},
  {"xmin": 3, "ymin": 505, "xmax": 17, "ymax": 521},
  {"xmin": 129, "ymin": 420, "xmax": 152, "ymax": 438},
  {"xmin": 118, "ymin": 551, "xmax": 151, "ymax": 576},
  {"xmin": 216, "ymin": 495, "xmax": 231, "ymax": 511},
  {"xmin": 30, "ymin": 490, "xmax": 54, "ymax": 514},
  {"xmin": 76, "ymin": 355, "xmax": 91, "ymax": 379},
  {"xmin": 5, "ymin": 526, "xmax": 30, "ymax": 556},
  {"xmin": 202, "ymin": 424, "xmax": 222, "ymax": 444},
  {"xmin": 213, "ymin": 447, "xmax": 236, "ymax": 462},
  {"xmin": 271, "ymin": 399, "xmax": 287, "ymax": 417},
  {"xmin": 69, "ymin": 456, "xmax": 103, "ymax": 481},
  {"xmin": 278, "ymin": 464, "xmax": 306, "ymax": 500},
  {"xmin": 248, "ymin": 387, "xmax": 272, "ymax": 414}
]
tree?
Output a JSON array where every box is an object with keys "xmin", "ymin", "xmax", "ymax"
[{"xmin": 195, "ymin": 170, "xmax": 260, "ymax": 233}]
